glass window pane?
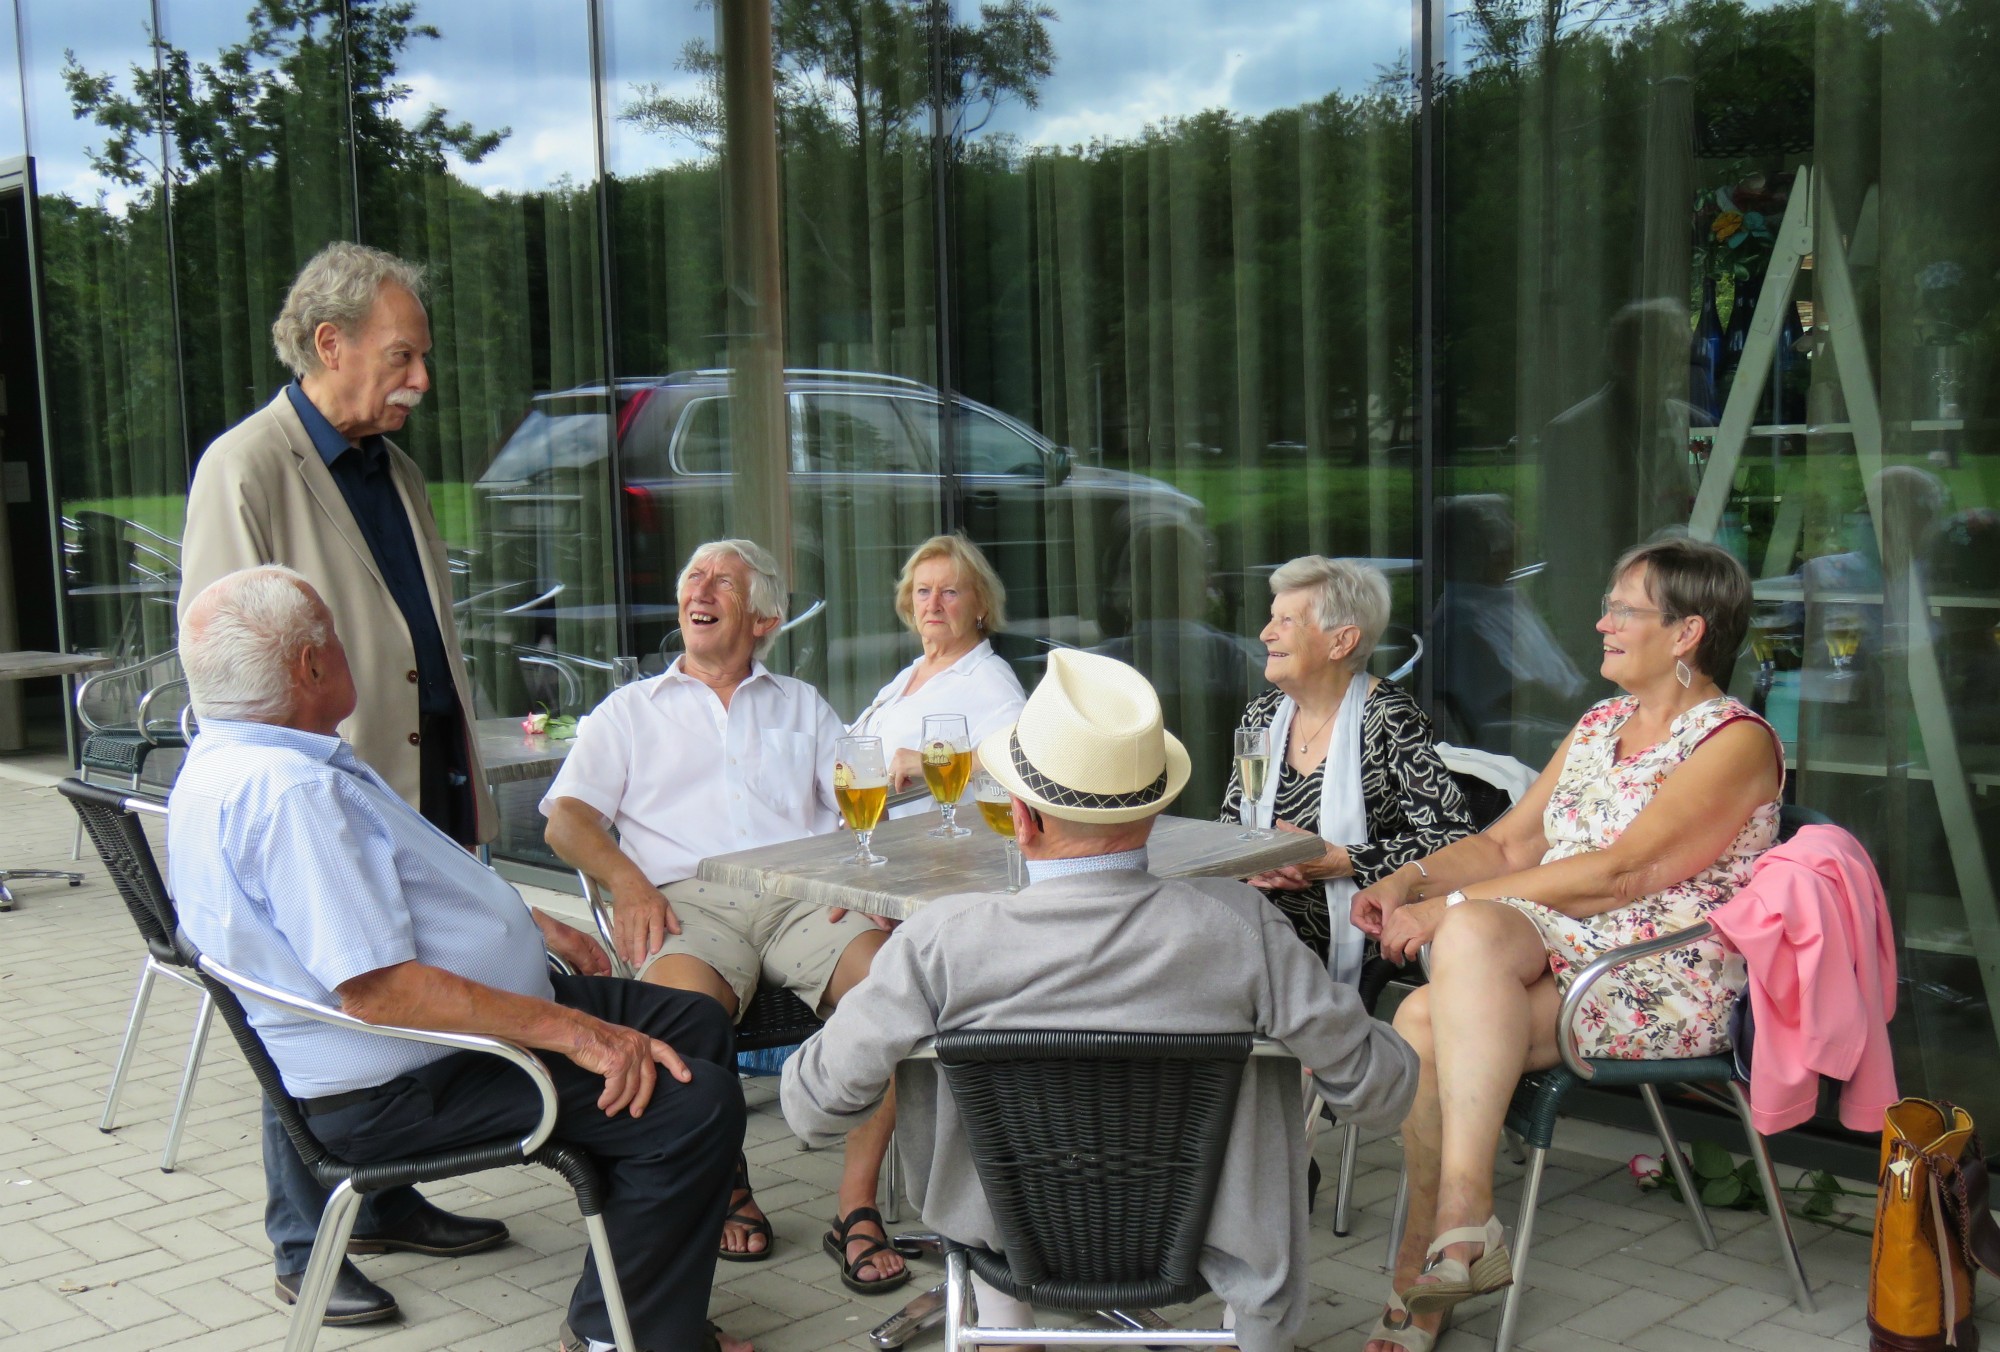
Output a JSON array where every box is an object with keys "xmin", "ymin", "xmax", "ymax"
[
  {"xmin": 23, "ymin": 0, "xmax": 185, "ymax": 662},
  {"xmin": 350, "ymin": 0, "xmax": 610, "ymax": 867},
  {"xmin": 950, "ymin": 0, "xmax": 1417, "ymax": 814}
]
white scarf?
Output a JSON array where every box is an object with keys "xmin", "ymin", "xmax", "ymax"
[{"xmin": 1240, "ymin": 671, "xmax": 1372, "ymax": 986}]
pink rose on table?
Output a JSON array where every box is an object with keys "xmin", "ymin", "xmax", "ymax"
[{"xmin": 523, "ymin": 710, "xmax": 550, "ymax": 735}]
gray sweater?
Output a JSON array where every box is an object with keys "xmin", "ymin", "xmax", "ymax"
[{"xmin": 780, "ymin": 867, "xmax": 1420, "ymax": 1351}]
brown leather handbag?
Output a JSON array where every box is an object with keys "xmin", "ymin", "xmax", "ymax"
[{"xmin": 1869, "ymin": 1099, "xmax": 2000, "ymax": 1352}]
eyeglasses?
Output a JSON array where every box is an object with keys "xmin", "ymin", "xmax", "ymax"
[{"xmin": 1600, "ymin": 595, "xmax": 1679, "ymax": 628}]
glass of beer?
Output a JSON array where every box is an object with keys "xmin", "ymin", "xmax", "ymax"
[
  {"xmin": 1234, "ymin": 726, "xmax": 1274, "ymax": 839},
  {"xmin": 1824, "ymin": 608, "xmax": 1863, "ymax": 678},
  {"xmin": 920, "ymin": 714, "xmax": 974, "ymax": 839},
  {"xmin": 833, "ymin": 735, "xmax": 891, "ymax": 866},
  {"xmin": 971, "ymin": 769, "xmax": 1027, "ymax": 892}
]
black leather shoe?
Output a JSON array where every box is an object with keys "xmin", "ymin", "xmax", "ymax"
[
  {"xmin": 348, "ymin": 1198, "xmax": 511, "ymax": 1257},
  {"xmin": 273, "ymin": 1258, "xmax": 399, "ymax": 1326}
]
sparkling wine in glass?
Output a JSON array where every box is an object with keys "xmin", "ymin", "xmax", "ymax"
[
  {"xmin": 970, "ymin": 769, "xmax": 1027, "ymax": 892},
  {"xmin": 1234, "ymin": 726, "xmax": 1274, "ymax": 840},
  {"xmin": 920, "ymin": 714, "xmax": 974, "ymax": 839},
  {"xmin": 833, "ymin": 735, "xmax": 890, "ymax": 866}
]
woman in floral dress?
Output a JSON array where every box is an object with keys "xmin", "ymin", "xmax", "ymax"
[{"xmin": 1350, "ymin": 539, "xmax": 1783, "ymax": 1352}]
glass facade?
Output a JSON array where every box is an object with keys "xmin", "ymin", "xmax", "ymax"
[{"xmin": 6, "ymin": 0, "xmax": 1998, "ymax": 1127}]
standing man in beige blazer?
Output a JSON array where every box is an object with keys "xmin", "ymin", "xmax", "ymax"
[{"xmin": 178, "ymin": 242, "xmax": 606, "ymax": 1325}]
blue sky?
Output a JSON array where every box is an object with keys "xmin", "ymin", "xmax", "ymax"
[{"xmin": 12, "ymin": 0, "xmax": 1414, "ymax": 201}]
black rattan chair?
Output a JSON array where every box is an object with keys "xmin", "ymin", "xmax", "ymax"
[
  {"xmin": 925, "ymin": 1029, "xmax": 1275, "ymax": 1348},
  {"xmin": 185, "ymin": 941, "xmax": 641, "ymax": 1352},
  {"xmin": 58, "ymin": 777, "xmax": 213, "ymax": 1172},
  {"xmin": 71, "ymin": 650, "xmax": 190, "ymax": 858}
]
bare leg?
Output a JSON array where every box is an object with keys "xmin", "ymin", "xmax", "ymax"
[
  {"xmin": 822, "ymin": 928, "xmax": 906, "ymax": 1283},
  {"xmin": 641, "ymin": 958, "xmax": 769, "ymax": 1258},
  {"xmin": 1365, "ymin": 987, "xmax": 1446, "ymax": 1352},
  {"xmin": 1413, "ymin": 902, "xmax": 1561, "ymax": 1285}
]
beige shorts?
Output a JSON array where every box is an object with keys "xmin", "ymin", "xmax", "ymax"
[{"xmin": 636, "ymin": 878, "xmax": 880, "ymax": 1020}]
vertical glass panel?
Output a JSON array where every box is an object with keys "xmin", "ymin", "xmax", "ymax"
[
  {"xmin": 0, "ymin": 8, "xmax": 23, "ymax": 163},
  {"xmin": 1442, "ymin": 0, "xmax": 2000, "ymax": 1122},
  {"xmin": 602, "ymin": 0, "xmax": 941, "ymax": 720},
  {"xmin": 351, "ymin": 0, "xmax": 609, "ymax": 866},
  {"xmin": 952, "ymin": 0, "xmax": 1418, "ymax": 814},
  {"xmin": 23, "ymin": 0, "xmax": 185, "ymax": 661},
  {"xmin": 157, "ymin": 0, "xmax": 356, "ymax": 456}
]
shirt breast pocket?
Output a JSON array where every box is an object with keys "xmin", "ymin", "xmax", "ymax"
[{"xmin": 750, "ymin": 730, "xmax": 817, "ymax": 818}]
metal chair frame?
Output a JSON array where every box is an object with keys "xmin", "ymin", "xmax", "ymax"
[
  {"xmin": 72, "ymin": 650, "xmax": 190, "ymax": 858},
  {"xmin": 57, "ymin": 779, "xmax": 211, "ymax": 1172},
  {"xmin": 914, "ymin": 1031, "xmax": 1299, "ymax": 1349}
]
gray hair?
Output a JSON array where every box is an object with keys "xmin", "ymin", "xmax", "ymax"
[
  {"xmin": 180, "ymin": 566, "xmax": 331, "ymax": 723},
  {"xmin": 1268, "ymin": 555, "xmax": 1392, "ymax": 670},
  {"xmin": 678, "ymin": 539, "xmax": 788, "ymax": 659},
  {"xmin": 272, "ymin": 242, "xmax": 428, "ymax": 378}
]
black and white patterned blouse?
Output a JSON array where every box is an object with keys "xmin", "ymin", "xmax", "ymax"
[{"xmin": 1218, "ymin": 681, "xmax": 1474, "ymax": 961}]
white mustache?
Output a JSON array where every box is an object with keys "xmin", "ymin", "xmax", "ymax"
[{"xmin": 386, "ymin": 390, "xmax": 424, "ymax": 409}]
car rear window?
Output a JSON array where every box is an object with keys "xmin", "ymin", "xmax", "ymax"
[{"xmin": 671, "ymin": 397, "xmax": 731, "ymax": 474}]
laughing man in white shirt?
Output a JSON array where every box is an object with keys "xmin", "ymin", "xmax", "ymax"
[{"xmin": 541, "ymin": 539, "xmax": 910, "ymax": 1295}]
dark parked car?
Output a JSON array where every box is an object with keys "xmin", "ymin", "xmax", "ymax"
[{"xmin": 472, "ymin": 370, "xmax": 1207, "ymax": 698}]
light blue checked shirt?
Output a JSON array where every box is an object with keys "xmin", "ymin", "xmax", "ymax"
[{"xmin": 168, "ymin": 719, "xmax": 552, "ymax": 1098}]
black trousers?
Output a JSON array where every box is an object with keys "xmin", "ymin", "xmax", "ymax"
[{"xmin": 307, "ymin": 977, "xmax": 744, "ymax": 1349}]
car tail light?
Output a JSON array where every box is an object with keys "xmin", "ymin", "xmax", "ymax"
[
  {"xmin": 624, "ymin": 484, "xmax": 659, "ymax": 588},
  {"xmin": 615, "ymin": 386, "xmax": 655, "ymax": 444}
]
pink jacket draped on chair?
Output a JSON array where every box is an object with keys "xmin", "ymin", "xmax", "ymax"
[{"xmin": 1709, "ymin": 824, "xmax": 1899, "ymax": 1135}]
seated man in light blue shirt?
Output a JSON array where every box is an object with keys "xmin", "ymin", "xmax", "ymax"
[{"xmin": 169, "ymin": 566, "xmax": 751, "ymax": 1352}]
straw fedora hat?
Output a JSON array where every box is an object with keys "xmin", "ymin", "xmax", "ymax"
[{"xmin": 976, "ymin": 649, "xmax": 1191, "ymax": 825}]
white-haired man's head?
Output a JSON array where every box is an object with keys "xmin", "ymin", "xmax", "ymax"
[
  {"xmin": 180, "ymin": 567, "xmax": 355, "ymax": 735},
  {"xmin": 272, "ymin": 241, "xmax": 433, "ymax": 442},
  {"xmin": 676, "ymin": 539, "xmax": 787, "ymax": 665}
]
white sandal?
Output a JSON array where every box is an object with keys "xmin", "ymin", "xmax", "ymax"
[
  {"xmin": 1400, "ymin": 1213, "xmax": 1512, "ymax": 1315},
  {"xmin": 1366, "ymin": 1286, "xmax": 1450, "ymax": 1352}
]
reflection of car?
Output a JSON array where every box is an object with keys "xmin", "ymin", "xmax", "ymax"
[{"xmin": 473, "ymin": 370, "xmax": 1207, "ymax": 665}]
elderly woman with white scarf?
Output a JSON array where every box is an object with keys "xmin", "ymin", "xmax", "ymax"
[{"xmin": 1221, "ymin": 556, "xmax": 1474, "ymax": 983}]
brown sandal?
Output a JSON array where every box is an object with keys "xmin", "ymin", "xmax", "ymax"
[{"xmin": 822, "ymin": 1205, "xmax": 913, "ymax": 1294}]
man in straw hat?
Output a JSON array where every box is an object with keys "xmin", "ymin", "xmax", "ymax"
[{"xmin": 781, "ymin": 650, "xmax": 1419, "ymax": 1350}]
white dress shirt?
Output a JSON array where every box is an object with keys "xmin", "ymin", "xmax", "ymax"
[
  {"xmin": 848, "ymin": 639, "xmax": 1027, "ymax": 817},
  {"xmin": 540, "ymin": 658, "xmax": 844, "ymax": 885}
]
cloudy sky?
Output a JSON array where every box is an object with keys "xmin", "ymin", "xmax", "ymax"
[{"xmin": 11, "ymin": 0, "xmax": 1414, "ymax": 201}]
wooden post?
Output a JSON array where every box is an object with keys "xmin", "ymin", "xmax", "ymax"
[{"xmin": 720, "ymin": 0, "xmax": 792, "ymax": 581}]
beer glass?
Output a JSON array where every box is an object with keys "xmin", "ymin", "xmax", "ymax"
[
  {"xmin": 833, "ymin": 735, "xmax": 891, "ymax": 866},
  {"xmin": 970, "ymin": 769, "xmax": 1026, "ymax": 892},
  {"xmin": 1234, "ymin": 726, "xmax": 1274, "ymax": 839},
  {"xmin": 920, "ymin": 714, "xmax": 974, "ymax": 839}
]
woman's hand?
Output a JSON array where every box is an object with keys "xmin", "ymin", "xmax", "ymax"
[
  {"xmin": 1379, "ymin": 896, "xmax": 1445, "ymax": 966},
  {"xmin": 1350, "ymin": 868, "xmax": 1421, "ymax": 938},
  {"xmin": 1247, "ymin": 820, "xmax": 1351, "ymax": 891},
  {"xmin": 888, "ymin": 747, "xmax": 925, "ymax": 793},
  {"xmin": 1248, "ymin": 864, "xmax": 1311, "ymax": 891}
]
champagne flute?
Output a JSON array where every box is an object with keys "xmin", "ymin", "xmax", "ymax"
[
  {"xmin": 920, "ymin": 713, "xmax": 974, "ymax": 839},
  {"xmin": 971, "ymin": 768, "xmax": 1026, "ymax": 892},
  {"xmin": 833, "ymin": 735, "xmax": 890, "ymax": 866},
  {"xmin": 1234, "ymin": 726, "xmax": 1274, "ymax": 840}
]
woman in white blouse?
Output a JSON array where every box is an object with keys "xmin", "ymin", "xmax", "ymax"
[{"xmin": 850, "ymin": 535, "xmax": 1027, "ymax": 818}]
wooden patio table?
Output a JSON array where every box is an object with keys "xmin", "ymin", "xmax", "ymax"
[{"xmin": 697, "ymin": 810, "xmax": 1323, "ymax": 922}]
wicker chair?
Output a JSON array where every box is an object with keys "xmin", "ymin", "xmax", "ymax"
[
  {"xmin": 57, "ymin": 778, "xmax": 213, "ymax": 1172},
  {"xmin": 924, "ymin": 1029, "xmax": 1290, "ymax": 1348},
  {"xmin": 185, "ymin": 939, "xmax": 641, "ymax": 1352}
]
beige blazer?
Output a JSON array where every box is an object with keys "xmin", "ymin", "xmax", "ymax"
[{"xmin": 178, "ymin": 390, "xmax": 497, "ymax": 842}]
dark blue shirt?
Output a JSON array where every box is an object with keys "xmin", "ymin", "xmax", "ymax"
[{"xmin": 285, "ymin": 383, "xmax": 458, "ymax": 718}]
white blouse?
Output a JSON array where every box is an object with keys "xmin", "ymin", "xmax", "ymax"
[{"xmin": 849, "ymin": 639, "xmax": 1028, "ymax": 817}]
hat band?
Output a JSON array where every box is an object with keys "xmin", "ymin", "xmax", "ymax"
[{"xmin": 1008, "ymin": 731, "xmax": 1169, "ymax": 812}]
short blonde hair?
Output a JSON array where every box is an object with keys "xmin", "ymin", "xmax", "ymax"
[
  {"xmin": 893, "ymin": 534, "xmax": 1007, "ymax": 636},
  {"xmin": 1268, "ymin": 555, "xmax": 1391, "ymax": 669}
]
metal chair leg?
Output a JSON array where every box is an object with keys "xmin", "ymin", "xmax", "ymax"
[
  {"xmin": 1728, "ymin": 1081, "xmax": 1815, "ymax": 1314},
  {"xmin": 581, "ymin": 1210, "xmax": 640, "ymax": 1352},
  {"xmin": 879, "ymin": 1129, "xmax": 903, "ymax": 1224},
  {"xmin": 283, "ymin": 1180, "xmax": 367, "ymax": 1352},
  {"xmin": 160, "ymin": 992, "xmax": 214, "ymax": 1172},
  {"xmin": 943, "ymin": 1248, "xmax": 967, "ymax": 1352},
  {"xmin": 1639, "ymin": 1084, "xmax": 1717, "ymax": 1250},
  {"xmin": 1333, "ymin": 1120, "xmax": 1360, "ymax": 1236},
  {"xmin": 1385, "ymin": 1162, "xmax": 1409, "ymax": 1273},
  {"xmin": 101, "ymin": 959, "xmax": 159, "ymax": 1132},
  {"xmin": 1495, "ymin": 1146, "xmax": 1548, "ymax": 1352}
]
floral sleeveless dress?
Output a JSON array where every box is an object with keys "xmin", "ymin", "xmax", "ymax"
[{"xmin": 1497, "ymin": 695, "xmax": 1780, "ymax": 1059}]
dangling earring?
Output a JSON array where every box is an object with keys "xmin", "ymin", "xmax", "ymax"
[{"xmin": 1675, "ymin": 659, "xmax": 1693, "ymax": 689}]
